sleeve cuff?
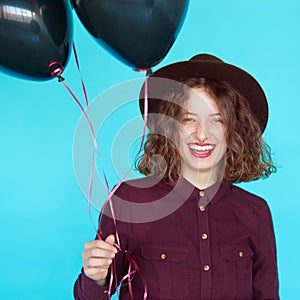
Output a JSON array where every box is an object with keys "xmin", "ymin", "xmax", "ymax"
[{"xmin": 78, "ymin": 272, "xmax": 110, "ymax": 300}]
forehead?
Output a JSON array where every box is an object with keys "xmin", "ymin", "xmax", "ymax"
[{"xmin": 184, "ymin": 88, "xmax": 220, "ymax": 114}]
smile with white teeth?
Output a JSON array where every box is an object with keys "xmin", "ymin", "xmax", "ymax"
[{"xmin": 189, "ymin": 144, "xmax": 214, "ymax": 151}]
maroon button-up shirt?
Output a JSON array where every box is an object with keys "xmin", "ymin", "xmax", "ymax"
[{"xmin": 74, "ymin": 177, "xmax": 279, "ymax": 300}]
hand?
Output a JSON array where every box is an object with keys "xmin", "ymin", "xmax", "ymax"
[{"xmin": 82, "ymin": 235, "xmax": 117, "ymax": 286}]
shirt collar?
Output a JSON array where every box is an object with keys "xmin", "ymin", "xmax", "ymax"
[{"xmin": 170, "ymin": 177, "xmax": 231, "ymax": 206}]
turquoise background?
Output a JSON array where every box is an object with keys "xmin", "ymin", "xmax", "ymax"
[{"xmin": 0, "ymin": 0, "xmax": 299, "ymax": 299}]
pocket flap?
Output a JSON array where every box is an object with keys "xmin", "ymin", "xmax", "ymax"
[
  {"xmin": 221, "ymin": 243, "xmax": 253, "ymax": 262},
  {"xmin": 141, "ymin": 245, "xmax": 187, "ymax": 262}
]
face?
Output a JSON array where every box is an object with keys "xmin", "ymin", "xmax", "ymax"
[{"xmin": 178, "ymin": 88, "xmax": 227, "ymax": 186}]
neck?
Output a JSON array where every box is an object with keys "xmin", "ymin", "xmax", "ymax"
[
  {"xmin": 183, "ymin": 172, "xmax": 218, "ymax": 190},
  {"xmin": 181, "ymin": 164, "xmax": 225, "ymax": 190}
]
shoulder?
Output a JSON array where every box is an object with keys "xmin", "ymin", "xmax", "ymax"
[
  {"xmin": 230, "ymin": 184, "xmax": 269, "ymax": 205},
  {"xmin": 114, "ymin": 176, "xmax": 173, "ymax": 203},
  {"xmin": 225, "ymin": 184, "xmax": 272, "ymax": 218}
]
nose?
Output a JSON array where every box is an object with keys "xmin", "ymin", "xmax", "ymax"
[{"xmin": 193, "ymin": 121, "xmax": 208, "ymax": 142}]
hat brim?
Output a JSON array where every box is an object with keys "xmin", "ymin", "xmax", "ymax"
[{"xmin": 139, "ymin": 59, "xmax": 268, "ymax": 132}]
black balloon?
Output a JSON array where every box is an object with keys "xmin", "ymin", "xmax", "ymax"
[
  {"xmin": 71, "ymin": 0, "xmax": 189, "ymax": 70},
  {"xmin": 0, "ymin": 0, "xmax": 73, "ymax": 80}
]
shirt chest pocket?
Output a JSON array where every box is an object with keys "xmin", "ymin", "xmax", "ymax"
[
  {"xmin": 139, "ymin": 245, "xmax": 189, "ymax": 299},
  {"xmin": 220, "ymin": 242, "xmax": 254, "ymax": 299}
]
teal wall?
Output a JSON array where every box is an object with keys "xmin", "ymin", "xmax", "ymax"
[{"xmin": 1, "ymin": 1, "xmax": 299, "ymax": 299}]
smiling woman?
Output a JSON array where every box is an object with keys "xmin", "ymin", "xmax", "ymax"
[
  {"xmin": 74, "ymin": 54, "xmax": 279, "ymax": 300},
  {"xmin": 138, "ymin": 75, "xmax": 275, "ymax": 187},
  {"xmin": 178, "ymin": 87, "xmax": 227, "ymax": 188}
]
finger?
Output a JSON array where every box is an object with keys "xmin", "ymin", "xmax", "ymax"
[
  {"xmin": 84, "ymin": 257, "xmax": 113, "ymax": 268},
  {"xmin": 84, "ymin": 266, "xmax": 109, "ymax": 279},
  {"xmin": 105, "ymin": 234, "xmax": 115, "ymax": 246},
  {"xmin": 84, "ymin": 239, "xmax": 117, "ymax": 253},
  {"xmin": 82, "ymin": 248, "xmax": 115, "ymax": 260}
]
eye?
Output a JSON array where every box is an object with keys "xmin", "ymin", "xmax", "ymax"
[
  {"xmin": 211, "ymin": 118, "xmax": 224, "ymax": 124},
  {"xmin": 183, "ymin": 117, "xmax": 197, "ymax": 123},
  {"xmin": 184, "ymin": 117, "xmax": 196, "ymax": 122}
]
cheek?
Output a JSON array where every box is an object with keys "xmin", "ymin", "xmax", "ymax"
[
  {"xmin": 209, "ymin": 126, "xmax": 226, "ymax": 139},
  {"xmin": 179, "ymin": 127, "xmax": 192, "ymax": 140}
]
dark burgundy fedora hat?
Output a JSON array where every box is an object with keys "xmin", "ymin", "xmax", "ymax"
[{"xmin": 139, "ymin": 54, "xmax": 268, "ymax": 133}]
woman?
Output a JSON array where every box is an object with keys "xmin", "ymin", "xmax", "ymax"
[{"xmin": 74, "ymin": 54, "xmax": 279, "ymax": 299}]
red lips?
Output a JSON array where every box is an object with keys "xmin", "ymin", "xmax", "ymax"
[{"xmin": 187, "ymin": 143, "xmax": 215, "ymax": 158}]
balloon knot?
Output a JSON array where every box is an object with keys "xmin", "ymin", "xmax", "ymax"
[
  {"xmin": 48, "ymin": 61, "xmax": 64, "ymax": 79},
  {"xmin": 135, "ymin": 68, "xmax": 152, "ymax": 77},
  {"xmin": 58, "ymin": 75, "xmax": 65, "ymax": 82},
  {"xmin": 146, "ymin": 68, "xmax": 152, "ymax": 77}
]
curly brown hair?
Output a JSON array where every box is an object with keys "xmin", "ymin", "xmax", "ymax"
[{"xmin": 136, "ymin": 77, "xmax": 276, "ymax": 185}]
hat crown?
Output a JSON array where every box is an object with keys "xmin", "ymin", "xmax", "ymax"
[
  {"xmin": 189, "ymin": 53, "xmax": 223, "ymax": 63},
  {"xmin": 140, "ymin": 52, "xmax": 268, "ymax": 133}
]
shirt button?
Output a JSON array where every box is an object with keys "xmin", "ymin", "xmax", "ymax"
[
  {"xmin": 201, "ymin": 233, "xmax": 208, "ymax": 240},
  {"xmin": 160, "ymin": 253, "xmax": 167, "ymax": 260},
  {"xmin": 203, "ymin": 265, "xmax": 210, "ymax": 271},
  {"xmin": 199, "ymin": 205, "xmax": 206, "ymax": 212},
  {"xmin": 239, "ymin": 251, "xmax": 244, "ymax": 257},
  {"xmin": 199, "ymin": 190, "xmax": 205, "ymax": 197}
]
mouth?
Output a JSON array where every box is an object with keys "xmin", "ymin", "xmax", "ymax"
[{"xmin": 187, "ymin": 143, "xmax": 215, "ymax": 158}]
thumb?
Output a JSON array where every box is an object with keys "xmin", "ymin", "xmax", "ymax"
[{"xmin": 105, "ymin": 234, "xmax": 115, "ymax": 246}]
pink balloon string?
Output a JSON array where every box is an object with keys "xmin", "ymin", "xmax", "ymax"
[
  {"xmin": 50, "ymin": 58, "xmax": 150, "ymax": 300},
  {"xmin": 72, "ymin": 42, "xmax": 89, "ymax": 109},
  {"xmin": 49, "ymin": 60, "xmax": 99, "ymax": 219},
  {"xmin": 98, "ymin": 69, "xmax": 151, "ymax": 300},
  {"xmin": 138, "ymin": 68, "xmax": 151, "ymax": 152}
]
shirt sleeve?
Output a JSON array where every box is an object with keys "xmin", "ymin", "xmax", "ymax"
[
  {"xmin": 252, "ymin": 201, "xmax": 279, "ymax": 299},
  {"xmin": 74, "ymin": 270, "xmax": 110, "ymax": 300},
  {"xmin": 73, "ymin": 212, "xmax": 129, "ymax": 300}
]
